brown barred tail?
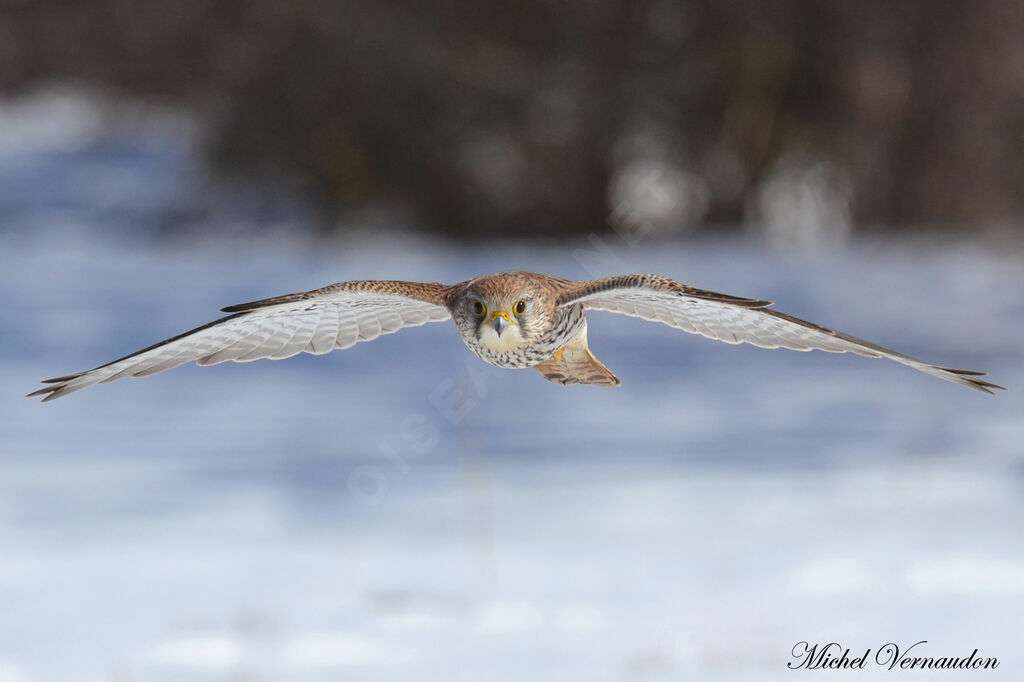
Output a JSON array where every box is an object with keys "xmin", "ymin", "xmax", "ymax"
[{"xmin": 534, "ymin": 338, "xmax": 621, "ymax": 387}]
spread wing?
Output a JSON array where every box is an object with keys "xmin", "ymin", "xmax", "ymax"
[
  {"xmin": 29, "ymin": 280, "xmax": 453, "ymax": 402},
  {"xmin": 557, "ymin": 275, "xmax": 1005, "ymax": 394}
]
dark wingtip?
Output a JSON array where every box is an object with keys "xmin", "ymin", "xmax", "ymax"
[
  {"xmin": 28, "ymin": 372, "xmax": 87, "ymax": 401},
  {"xmin": 937, "ymin": 366, "xmax": 987, "ymax": 377},
  {"xmin": 220, "ymin": 301, "xmax": 266, "ymax": 313},
  {"xmin": 936, "ymin": 366, "xmax": 1006, "ymax": 394},
  {"xmin": 41, "ymin": 373, "xmax": 84, "ymax": 383},
  {"xmin": 974, "ymin": 379, "xmax": 1006, "ymax": 393},
  {"xmin": 221, "ymin": 292, "xmax": 308, "ymax": 314},
  {"xmin": 713, "ymin": 294, "xmax": 772, "ymax": 308}
]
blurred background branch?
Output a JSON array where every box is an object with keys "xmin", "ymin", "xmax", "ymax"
[{"xmin": 1, "ymin": 0, "xmax": 1023, "ymax": 239}]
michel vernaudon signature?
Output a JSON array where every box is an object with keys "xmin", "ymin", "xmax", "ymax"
[{"xmin": 788, "ymin": 641, "xmax": 999, "ymax": 671}]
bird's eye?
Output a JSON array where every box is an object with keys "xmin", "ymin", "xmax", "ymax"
[
  {"xmin": 514, "ymin": 299, "xmax": 526, "ymax": 316},
  {"xmin": 473, "ymin": 301, "xmax": 486, "ymax": 317}
]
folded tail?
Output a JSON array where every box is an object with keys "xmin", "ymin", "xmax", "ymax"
[{"xmin": 534, "ymin": 333, "xmax": 620, "ymax": 387}]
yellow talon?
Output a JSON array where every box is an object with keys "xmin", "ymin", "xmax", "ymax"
[{"xmin": 552, "ymin": 347, "xmax": 564, "ymax": 361}]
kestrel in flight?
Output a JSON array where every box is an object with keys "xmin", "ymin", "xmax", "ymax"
[{"xmin": 28, "ymin": 272, "xmax": 1004, "ymax": 401}]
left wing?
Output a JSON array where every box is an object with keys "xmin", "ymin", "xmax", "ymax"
[{"xmin": 556, "ymin": 274, "xmax": 1005, "ymax": 394}]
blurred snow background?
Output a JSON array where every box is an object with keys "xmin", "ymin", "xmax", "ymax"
[{"xmin": 1, "ymin": 88, "xmax": 1023, "ymax": 682}]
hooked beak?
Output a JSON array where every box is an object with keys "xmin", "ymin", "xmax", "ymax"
[{"xmin": 490, "ymin": 310, "xmax": 510, "ymax": 336}]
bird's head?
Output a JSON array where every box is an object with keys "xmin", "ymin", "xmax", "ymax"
[{"xmin": 454, "ymin": 273, "xmax": 556, "ymax": 353}]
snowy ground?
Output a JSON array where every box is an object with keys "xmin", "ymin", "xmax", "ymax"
[{"xmin": 1, "ymin": 88, "xmax": 1022, "ymax": 682}]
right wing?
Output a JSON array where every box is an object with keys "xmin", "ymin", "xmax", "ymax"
[{"xmin": 28, "ymin": 280, "xmax": 453, "ymax": 402}]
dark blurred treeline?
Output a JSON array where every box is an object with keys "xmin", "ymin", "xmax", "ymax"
[{"xmin": 2, "ymin": 0, "xmax": 1023, "ymax": 238}]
